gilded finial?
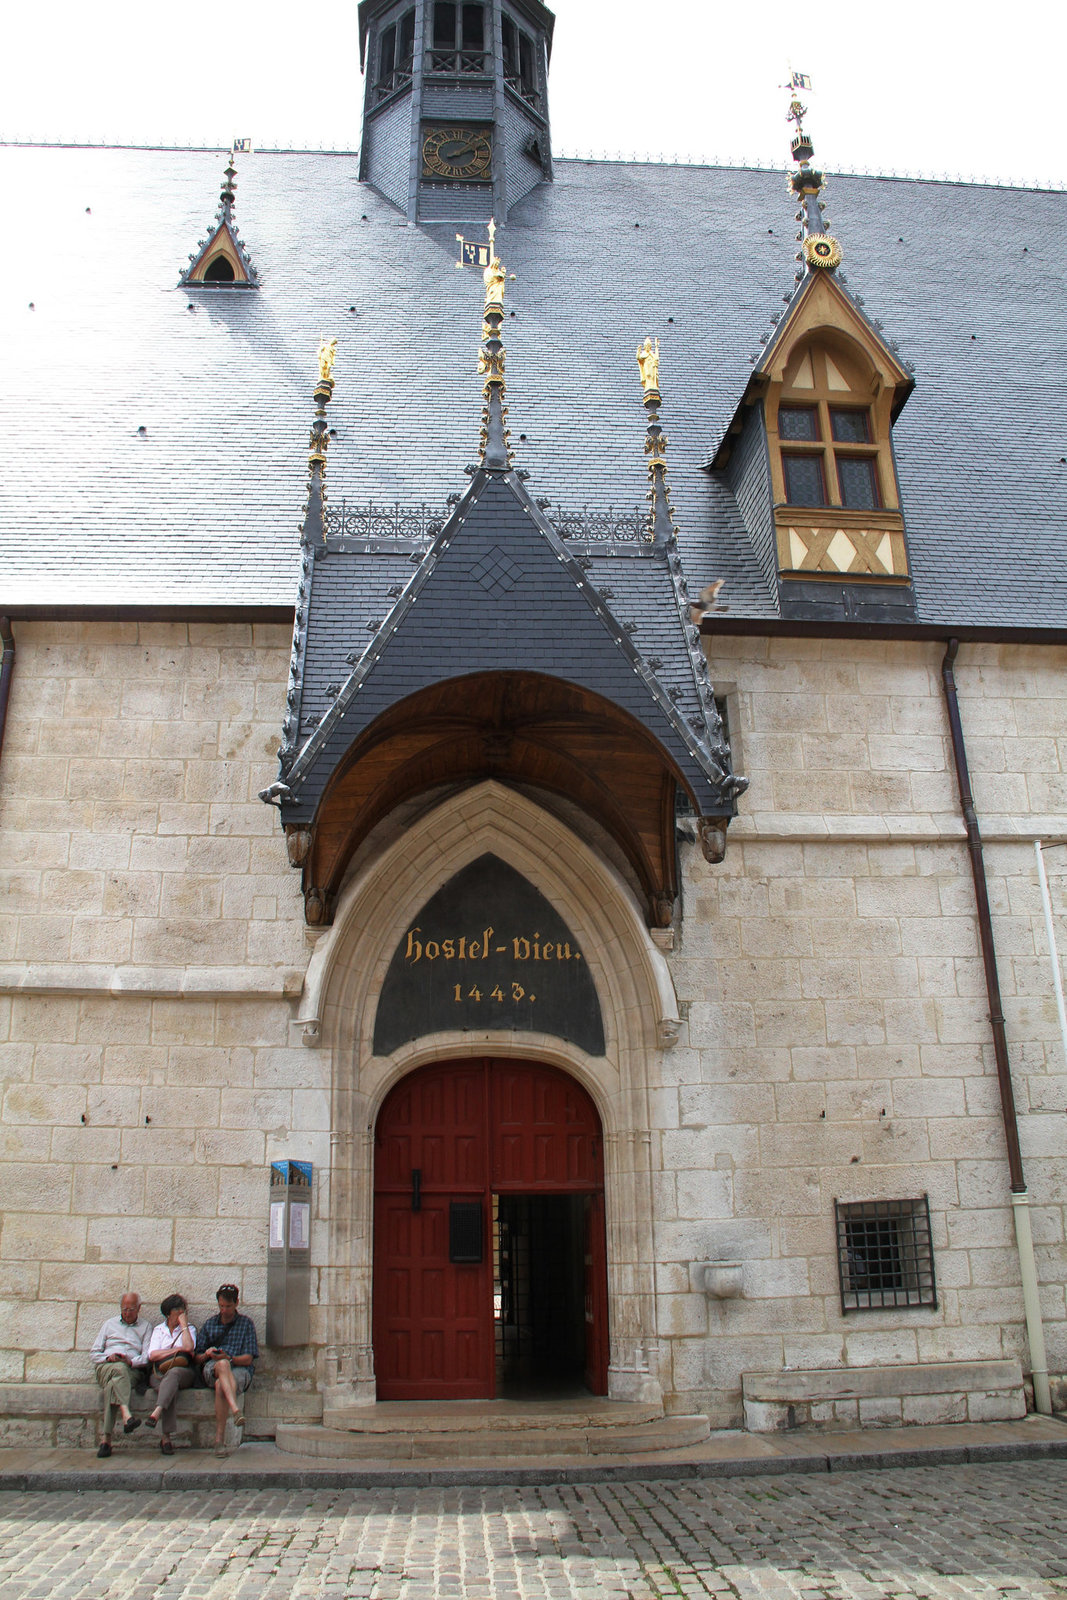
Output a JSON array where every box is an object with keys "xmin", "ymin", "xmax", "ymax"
[
  {"xmin": 471, "ymin": 218, "xmax": 515, "ymax": 470},
  {"xmin": 637, "ymin": 338, "xmax": 671, "ymax": 543},
  {"xmin": 302, "ymin": 342, "xmax": 337, "ymax": 548}
]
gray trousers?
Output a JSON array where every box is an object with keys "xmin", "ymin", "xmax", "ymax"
[
  {"xmin": 149, "ymin": 1364, "xmax": 195, "ymax": 1432},
  {"xmin": 95, "ymin": 1361, "xmax": 133, "ymax": 1435}
]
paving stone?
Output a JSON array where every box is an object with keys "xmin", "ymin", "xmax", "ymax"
[{"xmin": 2, "ymin": 1461, "xmax": 1067, "ymax": 1599}]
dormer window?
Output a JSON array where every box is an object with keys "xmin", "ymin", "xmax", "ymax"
[
  {"xmin": 375, "ymin": 7, "xmax": 415, "ymax": 100},
  {"xmin": 430, "ymin": 3, "xmax": 486, "ymax": 74},
  {"xmin": 767, "ymin": 334, "xmax": 902, "ymax": 547},
  {"xmin": 202, "ymin": 254, "xmax": 236, "ymax": 283},
  {"xmin": 502, "ymin": 15, "xmax": 541, "ymax": 108},
  {"xmin": 779, "ymin": 397, "xmax": 883, "ymax": 511}
]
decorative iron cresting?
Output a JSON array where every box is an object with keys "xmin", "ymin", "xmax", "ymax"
[{"xmin": 323, "ymin": 500, "xmax": 446, "ymax": 543}]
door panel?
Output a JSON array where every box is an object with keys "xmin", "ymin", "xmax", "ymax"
[{"xmin": 374, "ymin": 1059, "xmax": 606, "ymax": 1400}]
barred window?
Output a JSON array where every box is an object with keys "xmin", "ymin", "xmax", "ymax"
[{"xmin": 834, "ymin": 1196, "xmax": 936, "ymax": 1312}]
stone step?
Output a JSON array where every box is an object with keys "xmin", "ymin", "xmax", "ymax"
[
  {"xmin": 275, "ymin": 1411, "xmax": 711, "ymax": 1460},
  {"xmin": 321, "ymin": 1398, "xmax": 662, "ymax": 1434}
]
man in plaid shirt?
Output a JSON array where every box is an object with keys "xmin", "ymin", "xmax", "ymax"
[{"xmin": 195, "ymin": 1284, "xmax": 259, "ymax": 1457}]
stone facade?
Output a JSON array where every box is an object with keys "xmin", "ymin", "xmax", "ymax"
[{"xmin": 0, "ymin": 622, "xmax": 1065, "ymax": 1431}]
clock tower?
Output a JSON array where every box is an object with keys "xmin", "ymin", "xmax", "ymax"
[{"xmin": 358, "ymin": 0, "xmax": 554, "ymax": 222}]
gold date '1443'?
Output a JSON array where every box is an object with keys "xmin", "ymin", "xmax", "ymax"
[
  {"xmin": 403, "ymin": 926, "xmax": 583, "ymax": 964},
  {"xmin": 454, "ymin": 982, "xmax": 534, "ymax": 1003}
]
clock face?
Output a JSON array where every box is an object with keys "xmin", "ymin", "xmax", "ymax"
[{"xmin": 422, "ymin": 125, "xmax": 493, "ymax": 181}]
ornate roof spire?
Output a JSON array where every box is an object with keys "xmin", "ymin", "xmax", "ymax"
[
  {"xmin": 784, "ymin": 76, "xmax": 842, "ymax": 273},
  {"xmin": 301, "ymin": 339, "xmax": 337, "ymax": 548},
  {"xmin": 476, "ymin": 220, "xmax": 515, "ymax": 470},
  {"xmin": 637, "ymin": 337, "xmax": 672, "ymax": 544},
  {"xmin": 179, "ymin": 143, "xmax": 260, "ymax": 287}
]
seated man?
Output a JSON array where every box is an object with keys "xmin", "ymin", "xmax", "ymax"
[
  {"xmin": 90, "ymin": 1292, "xmax": 151, "ymax": 1457},
  {"xmin": 195, "ymin": 1283, "xmax": 259, "ymax": 1457}
]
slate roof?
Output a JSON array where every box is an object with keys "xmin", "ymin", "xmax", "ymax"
[
  {"xmin": 0, "ymin": 143, "xmax": 1065, "ymax": 629},
  {"xmin": 281, "ymin": 467, "xmax": 737, "ymax": 824}
]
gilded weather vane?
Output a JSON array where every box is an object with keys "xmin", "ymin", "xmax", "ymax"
[{"xmin": 782, "ymin": 72, "xmax": 843, "ymax": 271}]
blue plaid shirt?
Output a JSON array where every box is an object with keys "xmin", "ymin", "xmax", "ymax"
[{"xmin": 196, "ymin": 1311, "xmax": 259, "ymax": 1374}]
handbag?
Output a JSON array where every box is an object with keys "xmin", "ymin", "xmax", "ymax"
[{"xmin": 156, "ymin": 1353, "xmax": 191, "ymax": 1375}]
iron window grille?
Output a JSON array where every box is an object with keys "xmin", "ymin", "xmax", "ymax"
[{"xmin": 834, "ymin": 1196, "xmax": 936, "ymax": 1313}]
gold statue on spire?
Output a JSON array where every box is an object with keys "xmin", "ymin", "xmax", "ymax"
[
  {"xmin": 317, "ymin": 337, "xmax": 337, "ymax": 384},
  {"xmin": 481, "ymin": 219, "xmax": 515, "ymax": 308},
  {"xmin": 637, "ymin": 336, "xmax": 660, "ymax": 395}
]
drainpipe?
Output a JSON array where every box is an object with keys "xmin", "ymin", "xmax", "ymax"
[
  {"xmin": 0, "ymin": 618, "xmax": 14, "ymax": 770},
  {"xmin": 940, "ymin": 639, "xmax": 1051, "ymax": 1414}
]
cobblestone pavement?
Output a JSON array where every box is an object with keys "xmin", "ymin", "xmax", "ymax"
[{"xmin": 1, "ymin": 1463, "xmax": 1066, "ymax": 1600}]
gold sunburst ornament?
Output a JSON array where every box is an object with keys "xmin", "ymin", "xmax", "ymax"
[{"xmin": 803, "ymin": 233, "xmax": 842, "ymax": 269}]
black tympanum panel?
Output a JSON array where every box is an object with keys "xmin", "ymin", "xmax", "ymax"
[{"xmin": 373, "ymin": 853, "xmax": 605, "ymax": 1056}]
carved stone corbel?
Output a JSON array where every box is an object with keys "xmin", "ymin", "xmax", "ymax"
[
  {"xmin": 285, "ymin": 826, "xmax": 312, "ymax": 867},
  {"xmin": 651, "ymin": 891, "xmax": 674, "ymax": 929},
  {"xmin": 698, "ymin": 817, "xmax": 728, "ymax": 864},
  {"xmin": 304, "ymin": 886, "xmax": 327, "ymax": 925}
]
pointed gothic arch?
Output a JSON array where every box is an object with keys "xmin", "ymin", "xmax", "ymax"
[{"xmin": 302, "ymin": 780, "xmax": 680, "ymax": 1412}]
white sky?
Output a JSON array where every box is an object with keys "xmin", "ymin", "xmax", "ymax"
[{"xmin": 1, "ymin": 0, "xmax": 1062, "ymax": 187}]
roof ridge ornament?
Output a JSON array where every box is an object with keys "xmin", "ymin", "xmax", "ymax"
[
  {"xmin": 637, "ymin": 337, "xmax": 672, "ymax": 544},
  {"xmin": 300, "ymin": 340, "xmax": 337, "ymax": 549},
  {"xmin": 178, "ymin": 142, "xmax": 260, "ymax": 288},
  {"xmin": 783, "ymin": 76, "xmax": 842, "ymax": 273},
  {"xmin": 464, "ymin": 219, "xmax": 515, "ymax": 470}
]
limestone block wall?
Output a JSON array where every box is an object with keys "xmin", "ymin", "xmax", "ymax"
[
  {"xmin": 0, "ymin": 621, "xmax": 327, "ymax": 1390},
  {"xmin": 655, "ymin": 637, "xmax": 1067, "ymax": 1424},
  {"xmin": 0, "ymin": 622, "xmax": 1064, "ymax": 1429}
]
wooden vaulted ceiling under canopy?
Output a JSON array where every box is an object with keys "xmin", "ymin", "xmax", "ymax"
[{"xmin": 292, "ymin": 671, "xmax": 695, "ymax": 929}]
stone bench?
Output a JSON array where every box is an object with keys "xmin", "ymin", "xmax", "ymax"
[
  {"xmin": 0, "ymin": 1382, "xmax": 323, "ymax": 1450},
  {"xmin": 741, "ymin": 1359, "xmax": 1026, "ymax": 1432}
]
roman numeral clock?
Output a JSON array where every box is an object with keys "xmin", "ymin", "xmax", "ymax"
[{"xmin": 421, "ymin": 125, "xmax": 493, "ymax": 181}]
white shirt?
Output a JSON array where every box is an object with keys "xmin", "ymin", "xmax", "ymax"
[
  {"xmin": 146, "ymin": 1321, "xmax": 197, "ymax": 1360},
  {"xmin": 90, "ymin": 1314, "xmax": 151, "ymax": 1367}
]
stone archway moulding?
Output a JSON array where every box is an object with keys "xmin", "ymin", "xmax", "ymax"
[{"xmin": 304, "ymin": 780, "xmax": 679, "ymax": 1411}]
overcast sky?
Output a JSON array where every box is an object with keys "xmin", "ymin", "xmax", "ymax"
[{"xmin": 1, "ymin": 0, "xmax": 1061, "ymax": 187}]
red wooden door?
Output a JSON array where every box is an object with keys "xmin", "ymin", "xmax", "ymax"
[
  {"xmin": 373, "ymin": 1062, "xmax": 493, "ymax": 1399},
  {"xmin": 373, "ymin": 1059, "xmax": 607, "ymax": 1400}
]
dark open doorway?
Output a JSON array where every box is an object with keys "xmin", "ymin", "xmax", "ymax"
[{"xmin": 494, "ymin": 1194, "xmax": 586, "ymax": 1397}]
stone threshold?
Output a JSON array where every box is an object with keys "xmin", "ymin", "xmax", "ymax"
[{"xmin": 1, "ymin": 1415, "xmax": 1065, "ymax": 1493}]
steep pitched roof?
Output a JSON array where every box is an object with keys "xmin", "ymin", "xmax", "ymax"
[
  {"xmin": 0, "ymin": 146, "xmax": 1064, "ymax": 630},
  {"xmin": 279, "ymin": 463, "xmax": 739, "ymax": 823}
]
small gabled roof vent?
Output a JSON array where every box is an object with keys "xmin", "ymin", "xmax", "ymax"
[{"xmin": 179, "ymin": 146, "xmax": 259, "ymax": 289}]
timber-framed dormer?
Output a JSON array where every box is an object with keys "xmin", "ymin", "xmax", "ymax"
[
  {"xmin": 178, "ymin": 152, "xmax": 259, "ymax": 289},
  {"xmin": 711, "ymin": 266, "xmax": 916, "ymax": 624}
]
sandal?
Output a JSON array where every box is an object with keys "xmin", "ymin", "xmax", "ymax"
[
  {"xmin": 232, "ymin": 1411, "xmax": 245, "ymax": 1429},
  {"xmin": 160, "ymin": 1439, "xmax": 174, "ymax": 1455},
  {"xmin": 144, "ymin": 1414, "xmax": 158, "ymax": 1429}
]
